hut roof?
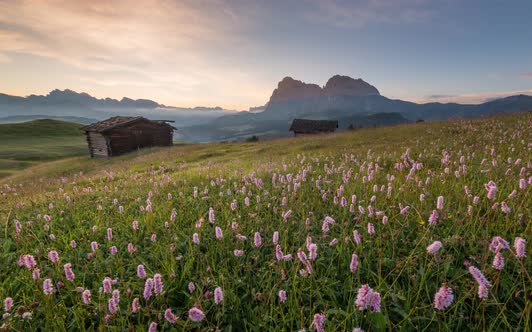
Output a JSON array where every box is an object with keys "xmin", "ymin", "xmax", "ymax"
[
  {"xmin": 289, "ymin": 118, "xmax": 338, "ymax": 133},
  {"xmin": 82, "ymin": 116, "xmax": 175, "ymax": 133}
]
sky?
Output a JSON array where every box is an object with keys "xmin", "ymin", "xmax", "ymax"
[{"xmin": 1, "ymin": 0, "xmax": 532, "ymax": 110}]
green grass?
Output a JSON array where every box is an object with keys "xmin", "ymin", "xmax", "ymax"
[
  {"xmin": 0, "ymin": 113, "xmax": 530, "ymax": 331},
  {"xmin": 0, "ymin": 119, "xmax": 87, "ymax": 178}
]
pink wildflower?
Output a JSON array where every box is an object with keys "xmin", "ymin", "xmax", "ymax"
[
  {"xmin": 308, "ymin": 244, "xmax": 318, "ymax": 260},
  {"xmin": 32, "ymin": 268, "xmax": 40, "ymax": 280},
  {"xmin": 275, "ymin": 245, "xmax": 283, "ymax": 261},
  {"xmin": 353, "ymin": 230, "xmax": 361, "ymax": 245},
  {"xmin": 188, "ymin": 307, "xmax": 205, "ymax": 322},
  {"xmin": 151, "ymin": 233, "xmax": 156, "ymax": 242},
  {"xmin": 234, "ymin": 249, "xmax": 244, "ymax": 257},
  {"xmin": 208, "ymin": 207, "xmax": 215, "ymax": 223},
  {"xmin": 137, "ymin": 264, "xmax": 146, "ymax": 278},
  {"xmin": 103, "ymin": 277, "xmax": 112, "ymax": 293},
  {"xmin": 188, "ymin": 282, "xmax": 195, "ymax": 293},
  {"xmin": 426, "ymin": 241, "xmax": 442, "ymax": 255},
  {"xmin": 43, "ymin": 278, "xmax": 54, "ymax": 295},
  {"xmin": 131, "ymin": 298, "xmax": 140, "ymax": 313},
  {"xmin": 91, "ymin": 241, "xmax": 98, "ymax": 252},
  {"xmin": 514, "ymin": 237, "xmax": 526, "ymax": 258},
  {"xmin": 487, "ymin": 185, "xmax": 496, "ymax": 200},
  {"xmin": 107, "ymin": 228, "xmax": 113, "ymax": 241},
  {"xmin": 48, "ymin": 250, "xmax": 59, "ymax": 263},
  {"xmin": 148, "ymin": 322, "xmax": 157, "ymax": 332},
  {"xmin": 23, "ymin": 255, "xmax": 37, "ymax": 270},
  {"xmin": 64, "ymin": 263, "xmax": 75, "ymax": 281},
  {"xmin": 254, "ymin": 232, "xmax": 262, "ymax": 247},
  {"xmin": 350, "ymin": 253, "xmax": 359, "ymax": 273},
  {"xmin": 193, "ymin": 233, "xmax": 199, "ymax": 244},
  {"xmin": 127, "ymin": 243, "xmax": 135, "ymax": 253},
  {"xmin": 215, "ymin": 226, "xmax": 223, "ymax": 239},
  {"xmin": 112, "ymin": 289, "xmax": 120, "ymax": 304},
  {"xmin": 297, "ymin": 249, "xmax": 313, "ymax": 274},
  {"xmin": 108, "ymin": 297, "xmax": 118, "ymax": 314},
  {"xmin": 468, "ymin": 266, "xmax": 491, "ymax": 287},
  {"xmin": 321, "ymin": 219, "xmax": 330, "ymax": 233},
  {"xmin": 367, "ymin": 223, "xmax": 375, "ymax": 235},
  {"xmin": 428, "ymin": 210, "xmax": 438, "ymax": 225},
  {"xmin": 82, "ymin": 289, "xmax": 91, "ymax": 305},
  {"xmin": 214, "ymin": 287, "xmax": 223, "ymax": 304},
  {"xmin": 492, "ymin": 251, "xmax": 504, "ymax": 270},
  {"xmin": 165, "ymin": 308, "xmax": 178, "ymax": 324},
  {"xmin": 70, "ymin": 240, "xmax": 77, "ymax": 248},
  {"xmin": 312, "ymin": 313, "xmax": 326, "ymax": 332},
  {"xmin": 110, "ymin": 246, "xmax": 118, "ymax": 255},
  {"xmin": 132, "ymin": 220, "xmax": 139, "ymax": 230},
  {"xmin": 273, "ymin": 231, "xmax": 279, "ymax": 245},
  {"xmin": 143, "ymin": 278, "xmax": 154, "ymax": 300},
  {"xmin": 153, "ymin": 273, "xmax": 163, "ymax": 295},
  {"xmin": 436, "ymin": 196, "xmax": 444, "ymax": 210},
  {"xmin": 468, "ymin": 265, "xmax": 491, "ymax": 299},
  {"xmin": 489, "ymin": 236, "xmax": 509, "ymax": 252},
  {"xmin": 355, "ymin": 284, "xmax": 381, "ymax": 312},
  {"xmin": 500, "ymin": 201, "xmax": 511, "ymax": 214},
  {"xmin": 279, "ymin": 290, "xmax": 287, "ymax": 303},
  {"xmin": 433, "ymin": 284, "xmax": 453, "ymax": 310},
  {"xmin": 478, "ymin": 285, "xmax": 489, "ymax": 299},
  {"xmin": 4, "ymin": 297, "xmax": 13, "ymax": 312}
]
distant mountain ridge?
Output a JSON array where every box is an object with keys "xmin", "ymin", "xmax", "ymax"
[
  {"xmin": 0, "ymin": 89, "xmax": 232, "ymax": 127},
  {"xmin": 1, "ymin": 76, "xmax": 531, "ymax": 143},
  {"xmin": 0, "ymin": 89, "xmax": 228, "ymax": 110},
  {"xmin": 178, "ymin": 75, "xmax": 532, "ymax": 142}
]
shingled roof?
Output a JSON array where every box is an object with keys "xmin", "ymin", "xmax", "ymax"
[
  {"xmin": 82, "ymin": 116, "xmax": 175, "ymax": 132},
  {"xmin": 289, "ymin": 118, "xmax": 338, "ymax": 134}
]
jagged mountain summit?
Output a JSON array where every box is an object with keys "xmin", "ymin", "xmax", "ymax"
[{"xmin": 269, "ymin": 75, "xmax": 379, "ymax": 103}]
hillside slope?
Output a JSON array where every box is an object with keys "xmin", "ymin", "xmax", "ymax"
[
  {"xmin": 0, "ymin": 119, "xmax": 86, "ymax": 178},
  {"xmin": 1, "ymin": 112, "xmax": 529, "ymax": 331}
]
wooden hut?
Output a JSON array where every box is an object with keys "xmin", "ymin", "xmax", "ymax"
[
  {"xmin": 289, "ymin": 118, "xmax": 338, "ymax": 137},
  {"xmin": 82, "ymin": 116, "xmax": 175, "ymax": 158}
]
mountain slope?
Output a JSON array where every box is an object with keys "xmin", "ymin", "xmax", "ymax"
[
  {"xmin": 0, "ymin": 90, "xmax": 233, "ymax": 127},
  {"xmin": 0, "ymin": 119, "xmax": 87, "ymax": 178}
]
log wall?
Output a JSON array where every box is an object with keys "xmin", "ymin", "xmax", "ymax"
[{"xmin": 86, "ymin": 132, "xmax": 109, "ymax": 158}]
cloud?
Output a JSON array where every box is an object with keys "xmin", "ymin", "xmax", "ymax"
[
  {"xmin": 425, "ymin": 94, "xmax": 455, "ymax": 99},
  {"xmin": 419, "ymin": 90, "xmax": 532, "ymax": 104},
  {"xmin": 0, "ymin": 0, "xmax": 268, "ymax": 107},
  {"xmin": 303, "ymin": 0, "xmax": 433, "ymax": 28},
  {"xmin": 518, "ymin": 72, "xmax": 532, "ymax": 78},
  {"xmin": 0, "ymin": 52, "xmax": 10, "ymax": 63}
]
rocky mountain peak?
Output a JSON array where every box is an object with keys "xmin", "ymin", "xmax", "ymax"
[
  {"xmin": 268, "ymin": 75, "xmax": 380, "ymax": 103},
  {"xmin": 323, "ymin": 75, "xmax": 380, "ymax": 97}
]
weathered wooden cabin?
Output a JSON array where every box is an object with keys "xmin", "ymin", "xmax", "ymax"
[
  {"xmin": 82, "ymin": 116, "xmax": 175, "ymax": 158},
  {"xmin": 289, "ymin": 118, "xmax": 338, "ymax": 137}
]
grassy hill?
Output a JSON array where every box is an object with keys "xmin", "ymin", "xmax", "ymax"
[
  {"xmin": 0, "ymin": 113, "xmax": 530, "ymax": 331},
  {"xmin": 0, "ymin": 119, "xmax": 87, "ymax": 178}
]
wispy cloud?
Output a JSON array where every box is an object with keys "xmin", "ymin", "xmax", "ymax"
[
  {"xmin": 418, "ymin": 90, "xmax": 532, "ymax": 104},
  {"xmin": 518, "ymin": 72, "xmax": 532, "ymax": 78},
  {"xmin": 0, "ymin": 0, "xmax": 268, "ymax": 107},
  {"xmin": 303, "ymin": 0, "xmax": 433, "ymax": 28}
]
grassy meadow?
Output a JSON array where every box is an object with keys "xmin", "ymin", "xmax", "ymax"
[
  {"xmin": 0, "ymin": 119, "xmax": 87, "ymax": 178},
  {"xmin": 0, "ymin": 113, "xmax": 530, "ymax": 331}
]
